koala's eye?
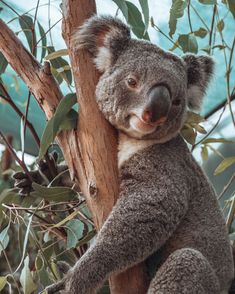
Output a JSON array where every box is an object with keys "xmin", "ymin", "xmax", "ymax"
[{"xmin": 127, "ymin": 78, "xmax": 137, "ymax": 88}]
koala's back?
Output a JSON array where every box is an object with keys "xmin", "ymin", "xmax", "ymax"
[{"xmin": 119, "ymin": 135, "xmax": 234, "ymax": 291}]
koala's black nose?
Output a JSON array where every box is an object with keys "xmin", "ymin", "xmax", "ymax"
[{"xmin": 142, "ymin": 85, "xmax": 171, "ymax": 124}]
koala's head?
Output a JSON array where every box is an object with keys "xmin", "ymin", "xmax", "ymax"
[{"xmin": 75, "ymin": 16, "xmax": 214, "ymax": 142}]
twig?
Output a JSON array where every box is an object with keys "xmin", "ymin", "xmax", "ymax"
[
  {"xmin": 209, "ymin": 5, "xmax": 217, "ymax": 55},
  {"xmin": 22, "ymin": 91, "xmax": 32, "ymax": 162},
  {"xmin": 191, "ymin": 101, "xmax": 227, "ymax": 151},
  {"xmin": 218, "ymin": 172, "xmax": 235, "ymax": 200},
  {"xmin": 0, "ymin": 131, "xmax": 33, "ymax": 181},
  {"xmin": 0, "ymin": 83, "xmax": 40, "ymax": 146},
  {"xmin": 190, "ymin": 3, "xmax": 210, "ymax": 31},
  {"xmin": 152, "ymin": 25, "xmax": 182, "ymax": 51},
  {"xmin": 36, "ymin": 17, "xmax": 62, "ymax": 46},
  {"xmin": 0, "ymin": 242, "xmax": 21, "ymax": 294},
  {"xmin": 187, "ymin": 0, "xmax": 193, "ymax": 33}
]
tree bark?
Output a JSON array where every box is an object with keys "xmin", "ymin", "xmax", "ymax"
[{"xmin": 0, "ymin": 0, "xmax": 148, "ymax": 291}]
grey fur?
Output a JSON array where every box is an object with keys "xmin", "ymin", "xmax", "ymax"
[{"xmin": 45, "ymin": 16, "xmax": 233, "ymax": 294}]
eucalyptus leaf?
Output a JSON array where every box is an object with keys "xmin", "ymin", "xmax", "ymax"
[
  {"xmin": 19, "ymin": 14, "xmax": 37, "ymax": 56},
  {"xmin": 186, "ymin": 111, "xmax": 205, "ymax": 124},
  {"xmin": 181, "ymin": 126, "xmax": 197, "ymax": 145},
  {"xmin": 66, "ymin": 219, "xmax": 84, "ymax": 249},
  {"xmin": 228, "ymin": 0, "xmax": 235, "ymax": 18},
  {"xmin": 203, "ymin": 138, "xmax": 235, "ymax": 144},
  {"xmin": 194, "ymin": 27, "xmax": 208, "ymax": 38},
  {"xmin": 212, "ymin": 44, "xmax": 227, "ymax": 50},
  {"xmin": 38, "ymin": 21, "xmax": 47, "ymax": 61},
  {"xmin": 52, "ymin": 210, "xmax": 81, "ymax": 228},
  {"xmin": 112, "ymin": 0, "xmax": 129, "ymax": 20},
  {"xmin": 45, "ymin": 49, "xmax": 68, "ymax": 61},
  {"xmin": 139, "ymin": 0, "xmax": 149, "ymax": 32},
  {"xmin": 20, "ymin": 256, "xmax": 37, "ymax": 294},
  {"xmin": 32, "ymin": 183, "xmax": 77, "ymax": 202},
  {"xmin": 214, "ymin": 156, "xmax": 235, "ymax": 175},
  {"xmin": 0, "ymin": 52, "xmax": 8, "ymax": 75},
  {"xmin": 217, "ymin": 19, "xmax": 224, "ymax": 32},
  {"xmin": 198, "ymin": 0, "xmax": 217, "ymax": 4},
  {"xmin": 39, "ymin": 93, "xmax": 78, "ymax": 160},
  {"xmin": 47, "ymin": 46, "xmax": 72, "ymax": 85},
  {"xmin": 126, "ymin": 1, "xmax": 149, "ymax": 40},
  {"xmin": 178, "ymin": 34, "xmax": 198, "ymax": 53},
  {"xmin": 169, "ymin": 0, "xmax": 187, "ymax": 38},
  {"xmin": 201, "ymin": 145, "xmax": 208, "ymax": 161},
  {"xmin": 0, "ymin": 225, "xmax": 10, "ymax": 255},
  {"xmin": 0, "ymin": 276, "xmax": 7, "ymax": 291}
]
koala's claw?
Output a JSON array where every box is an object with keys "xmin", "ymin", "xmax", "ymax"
[{"xmin": 40, "ymin": 280, "xmax": 65, "ymax": 294}]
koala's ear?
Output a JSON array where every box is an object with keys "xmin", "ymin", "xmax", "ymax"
[
  {"xmin": 73, "ymin": 15, "xmax": 131, "ymax": 72},
  {"xmin": 183, "ymin": 54, "xmax": 214, "ymax": 111}
]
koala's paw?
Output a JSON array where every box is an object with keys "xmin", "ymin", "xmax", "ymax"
[
  {"xmin": 41, "ymin": 280, "xmax": 65, "ymax": 294},
  {"xmin": 12, "ymin": 169, "xmax": 40, "ymax": 196},
  {"xmin": 12, "ymin": 152, "xmax": 59, "ymax": 196},
  {"xmin": 44, "ymin": 270, "xmax": 91, "ymax": 294}
]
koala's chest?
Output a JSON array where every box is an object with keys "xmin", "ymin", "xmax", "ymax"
[{"xmin": 118, "ymin": 133, "xmax": 158, "ymax": 169}]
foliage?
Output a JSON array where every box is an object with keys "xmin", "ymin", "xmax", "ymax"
[{"xmin": 0, "ymin": 0, "xmax": 234, "ymax": 293}]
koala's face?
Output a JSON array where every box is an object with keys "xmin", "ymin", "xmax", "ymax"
[{"xmin": 76, "ymin": 16, "xmax": 214, "ymax": 141}]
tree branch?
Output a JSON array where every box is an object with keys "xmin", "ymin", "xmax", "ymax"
[{"xmin": 0, "ymin": 2, "xmax": 148, "ymax": 291}]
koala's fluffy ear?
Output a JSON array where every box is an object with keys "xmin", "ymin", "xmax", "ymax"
[
  {"xmin": 73, "ymin": 15, "xmax": 131, "ymax": 72},
  {"xmin": 183, "ymin": 54, "xmax": 214, "ymax": 111}
]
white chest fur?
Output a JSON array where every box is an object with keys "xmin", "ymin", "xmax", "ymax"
[{"xmin": 118, "ymin": 132, "xmax": 157, "ymax": 168}]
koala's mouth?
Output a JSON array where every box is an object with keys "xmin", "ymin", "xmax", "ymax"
[{"xmin": 129, "ymin": 115, "xmax": 158, "ymax": 135}]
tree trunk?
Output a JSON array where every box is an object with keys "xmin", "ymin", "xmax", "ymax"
[{"xmin": 0, "ymin": 0, "xmax": 148, "ymax": 292}]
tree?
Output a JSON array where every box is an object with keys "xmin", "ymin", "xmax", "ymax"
[{"xmin": 0, "ymin": 0, "xmax": 234, "ymax": 293}]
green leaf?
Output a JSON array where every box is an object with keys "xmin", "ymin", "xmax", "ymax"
[
  {"xmin": 20, "ymin": 256, "xmax": 37, "ymax": 294},
  {"xmin": 32, "ymin": 183, "xmax": 77, "ymax": 202},
  {"xmin": 0, "ymin": 52, "xmax": 8, "ymax": 75},
  {"xmin": 139, "ymin": 0, "xmax": 149, "ymax": 32},
  {"xmin": 76, "ymin": 230, "xmax": 96, "ymax": 247},
  {"xmin": 58, "ymin": 109, "xmax": 77, "ymax": 131},
  {"xmin": 198, "ymin": 0, "xmax": 217, "ymax": 4},
  {"xmin": 214, "ymin": 157, "xmax": 235, "ymax": 175},
  {"xmin": 19, "ymin": 15, "xmax": 37, "ymax": 56},
  {"xmin": 186, "ymin": 112, "xmax": 205, "ymax": 124},
  {"xmin": 203, "ymin": 138, "xmax": 235, "ymax": 144},
  {"xmin": 126, "ymin": 1, "xmax": 149, "ymax": 40},
  {"xmin": 169, "ymin": 0, "xmax": 187, "ymax": 38},
  {"xmin": 45, "ymin": 49, "xmax": 68, "ymax": 61},
  {"xmin": 194, "ymin": 27, "xmax": 208, "ymax": 38},
  {"xmin": 0, "ymin": 276, "xmax": 7, "ymax": 291},
  {"xmin": 194, "ymin": 124, "xmax": 207, "ymax": 134},
  {"xmin": 112, "ymin": 0, "xmax": 129, "ymax": 20},
  {"xmin": 201, "ymin": 145, "xmax": 208, "ymax": 161},
  {"xmin": 181, "ymin": 126, "xmax": 197, "ymax": 145},
  {"xmin": 35, "ymin": 254, "xmax": 44, "ymax": 271},
  {"xmin": 66, "ymin": 219, "xmax": 84, "ymax": 249},
  {"xmin": 201, "ymin": 45, "xmax": 211, "ymax": 54},
  {"xmin": 217, "ymin": 19, "xmax": 224, "ymax": 32},
  {"xmin": 39, "ymin": 93, "xmax": 78, "ymax": 159},
  {"xmin": 47, "ymin": 46, "xmax": 72, "ymax": 85},
  {"xmin": 0, "ymin": 225, "xmax": 10, "ymax": 255},
  {"xmin": 38, "ymin": 21, "xmax": 47, "ymax": 61},
  {"xmin": 212, "ymin": 44, "xmax": 227, "ymax": 50},
  {"xmin": 228, "ymin": 0, "xmax": 235, "ymax": 18},
  {"xmin": 52, "ymin": 210, "xmax": 81, "ymax": 228},
  {"xmin": 178, "ymin": 34, "xmax": 198, "ymax": 53}
]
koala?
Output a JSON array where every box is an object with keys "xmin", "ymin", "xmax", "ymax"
[{"xmin": 44, "ymin": 16, "xmax": 234, "ymax": 294}]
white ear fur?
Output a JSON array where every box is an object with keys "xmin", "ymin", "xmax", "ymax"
[
  {"xmin": 187, "ymin": 85, "xmax": 204, "ymax": 111},
  {"xmin": 94, "ymin": 46, "xmax": 112, "ymax": 72},
  {"xmin": 183, "ymin": 54, "xmax": 214, "ymax": 111}
]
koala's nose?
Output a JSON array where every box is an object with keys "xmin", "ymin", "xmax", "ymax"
[{"xmin": 142, "ymin": 85, "xmax": 171, "ymax": 124}]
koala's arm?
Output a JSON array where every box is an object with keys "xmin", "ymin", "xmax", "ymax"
[{"xmin": 46, "ymin": 172, "xmax": 189, "ymax": 294}]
